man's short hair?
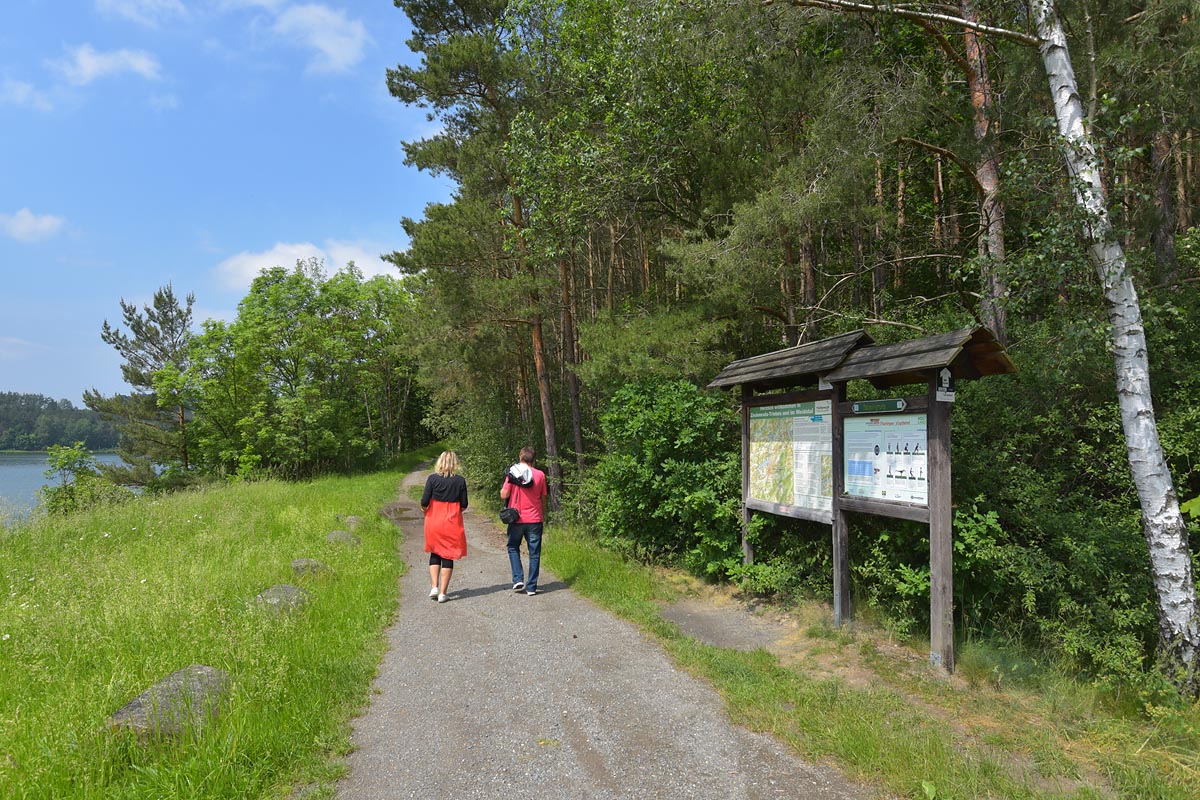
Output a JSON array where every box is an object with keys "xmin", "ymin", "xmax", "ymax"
[{"xmin": 519, "ymin": 446, "xmax": 535, "ymax": 464}]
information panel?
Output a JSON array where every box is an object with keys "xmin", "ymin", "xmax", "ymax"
[
  {"xmin": 844, "ymin": 413, "xmax": 928, "ymax": 505},
  {"xmin": 747, "ymin": 400, "xmax": 833, "ymax": 520}
]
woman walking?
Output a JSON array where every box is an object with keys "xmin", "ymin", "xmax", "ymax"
[{"xmin": 420, "ymin": 451, "xmax": 468, "ymax": 603}]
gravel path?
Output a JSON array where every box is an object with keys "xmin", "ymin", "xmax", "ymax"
[{"xmin": 336, "ymin": 470, "xmax": 868, "ymax": 800}]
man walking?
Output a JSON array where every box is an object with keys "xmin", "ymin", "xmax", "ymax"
[{"xmin": 500, "ymin": 446, "xmax": 548, "ymax": 595}]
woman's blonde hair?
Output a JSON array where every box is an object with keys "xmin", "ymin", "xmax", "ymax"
[{"xmin": 435, "ymin": 450, "xmax": 460, "ymax": 477}]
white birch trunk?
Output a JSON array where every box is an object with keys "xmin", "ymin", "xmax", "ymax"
[{"xmin": 1033, "ymin": 0, "xmax": 1199, "ymax": 688}]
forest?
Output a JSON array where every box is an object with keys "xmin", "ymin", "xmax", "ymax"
[
  {"xmin": 0, "ymin": 392, "xmax": 117, "ymax": 451},
  {"xmin": 80, "ymin": 1, "xmax": 1200, "ymax": 695}
]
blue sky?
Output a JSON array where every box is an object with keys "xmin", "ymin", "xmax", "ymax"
[{"xmin": 1, "ymin": 0, "xmax": 452, "ymax": 406}]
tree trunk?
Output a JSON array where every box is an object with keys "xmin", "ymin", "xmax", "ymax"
[
  {"xmin": 933, "ymin": 152, "xmax": 945, "ymax": 250},
  {"xmin": 1034, "ymin": 0, "xmax": 1199, "ymax": 693},
  {"xmin": 781, "ymin": 228, "xmax": 800, "ymax": 346},
  {"xmin": 801, "ymin": 227, "xmax": 818, "ymax": 342},
  {"xmin": 963, "ymin": 0, "xmax": 1008, "ymax": 344},
  {"xmin": 1152, "ymin": 127, "xmax": 1177, "ymax": 279},
  {"xmin": 560, "ymin": 258, "xmax": 585, "ymax": 469},
  {"xmin": 873, "ymin": 159, "xmax": 886, "ymax": 317},
  {"xmin": 530, "ymin": 316, "xmax": 562, "ymax": 510},
  {"xmin": 852, "ymin": 221, "xmax": 865, "ymax": 307},
  {"xmin": 894, "ymin": 148, "xmax": 906, "ymax": 289},
  {"xmin": 1175, "ymin": 131, "xmax": 1190, "ymax": 231},
  {"xmin": 178, "ymin": 404, "xmax": 189, "ymax": 471}
]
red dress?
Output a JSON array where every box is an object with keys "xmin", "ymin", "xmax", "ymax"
[{"xmin": 422, "ymin": 474, "xmax": 468, "ymax": 560}]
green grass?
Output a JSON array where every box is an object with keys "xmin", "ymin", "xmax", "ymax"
[
  {"xmin": 5, "ymin": 454, "xmax": 1195, "ymax": 800},
  {"xmin": 0, "ymin": 469, "xmax": 412, "ymax": 799},
  {"xmin": 541, "ymin": 522, "xmax": 1200, "ymax": 800}
]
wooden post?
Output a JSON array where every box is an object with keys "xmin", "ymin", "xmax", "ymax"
[
  {"xmin": 830, "ymin": 382, "xmax": 851, "ymax": 626},
  {"xmin": 740, "ymin": 386, "xmax": 754, "ymax": 565},
  {"xmin": 927, "ymin": 376, "xmax": 954, "ymax": 671}
]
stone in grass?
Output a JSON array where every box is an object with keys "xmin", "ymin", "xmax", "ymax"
[
  {"xmin": 326, "ymin": 529, "xmax": 360, "ymax": 546},
  {"xmin": 343, "ymin": 515, "xmax": 362, "ymax": 531},
  {"xmin": 108, "ymin": 664, "xmax": 231, "ymax": 741},
  {"xmin": 291, "ymin": 558, "xmax": 331, "ymax": 577},
  {"xmin": 254, "ymin": 584, "xmax": 311, "ymax": 614}
]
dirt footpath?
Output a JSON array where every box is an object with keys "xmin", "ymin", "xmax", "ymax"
[{"xmin": 336, "ymin": 470, "xmax": 868, "ymax": 799}]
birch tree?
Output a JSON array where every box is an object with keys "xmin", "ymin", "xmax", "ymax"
[{"xmin": 773, "ymin": 0, "xmax": 1199, "ymax": 691}]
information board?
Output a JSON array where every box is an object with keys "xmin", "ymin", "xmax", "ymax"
[
  {"xmin": 843, "ymin": 413, "xmax": 928, "ymax": 505},
  {"xmin": 747, "ymin": 400, "xmax": 833, "ymax": 520}
]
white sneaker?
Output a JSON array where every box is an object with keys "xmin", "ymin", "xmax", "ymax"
[
  {"xmin": 437, "ymin": 593, "xmax": 448, "ymax": 603},
  {"xmin": 513, "ymin": 582, "xmax": 525, "ymax": 592},
  {"xmin": 429, "ymin": 586, "xmax": 439, "ymax": 599}
]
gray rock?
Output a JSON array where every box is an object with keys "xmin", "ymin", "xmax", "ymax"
[
  {"xmin": 344, "ymin": 515, "xmax": 362, "ymax": 531},
  {"xmin": 326, "ymin": 530, "xmax": 360, "ymax": 546},
  {"xmin": 254, "ymin": 584, "xmax": 311, "ymax": 614},
  {"xmin": 292, "ymin": 558, "xmax": 331, "ymax": 577},
  {"xmin": 108, "ymin": 664, "xmax": 231, "ymax": 741}
]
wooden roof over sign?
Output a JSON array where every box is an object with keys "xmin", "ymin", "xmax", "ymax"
[
  {"xmin": 823, "ymin": 325, "xmax": 1016, "ymax": 388},
  {"xmin": 707, "ymin": 329, "xmax": 873, "ymax": 391},
  {"xmin": 709, "ymin": 326, "xmax": 1016, "ymax": 391}
]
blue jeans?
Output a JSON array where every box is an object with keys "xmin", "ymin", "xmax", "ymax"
[{"xmin": 506, "ymin": 522, "xmax": 543, "ymax": 592}]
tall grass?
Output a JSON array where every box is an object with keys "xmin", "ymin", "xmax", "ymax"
[{"xmin": 0, "ymin": 469, "xmax": 412, "ymax": 799}]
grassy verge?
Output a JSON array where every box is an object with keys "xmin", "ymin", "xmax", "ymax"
[
  {"xmin": 0, "ymin": 463, "xmax": 425, "ymax": 800},
  {"xmin": 542, "ymin": 523, "xmax": 1200, "ymax": 800}
]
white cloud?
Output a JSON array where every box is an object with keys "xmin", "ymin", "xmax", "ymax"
[
  {"xmin": 0, "ymin": 209, "xmax": 65, "ymax": 242},
  {"xmin": 217, "ymin": 0, "xmax": 283, "ymax": 10},
  {"xmin": 214, "ymin": 240, "xmax": 396, "ymax": 290},
  {"xmin": 0, "ymin": 78, "xmax": 53, "ymax": 112},
  {"xmin": 0, "ymin": 337, "xmax": 43, "ymax": 360},
  {"xmin": 324, "ymin": 240, "xmax": 398, "ymax": 279},
  {"xmin": 52, "ymin": 44, "xmax": 162, "ymax": 86},
  {"xmin": 273, "ymin": 4, "xmax": 369, "ymax": 73},
  {"xmin": 149, "ymin": 92, "xmax": 180, "ymax": 111},
  {"xmin": 96, "ymin": 0, "xmax": 188, "ymax": 27}
]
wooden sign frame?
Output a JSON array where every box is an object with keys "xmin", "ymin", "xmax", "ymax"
[{"xmin": 718, "ymin": 327, "xmax": 1015, "ymax": 674}]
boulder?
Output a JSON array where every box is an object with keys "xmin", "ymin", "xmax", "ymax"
[
  {"xmin": 326, "ymin": 530, "xmax": 360, "ymax": 546},
  {"xmin": 108, "ymin": 664, "xmax": 231, "ymax": 741},
  {"xmin": 254, "ymin": 584, "xmax": 311, "ymax": 614},
  {"xmin": 291, "ymin": 558, "xmax": 331, "ymax": 577}
]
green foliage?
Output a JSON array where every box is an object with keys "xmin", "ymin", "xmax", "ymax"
[
  {"xmin": 0, "ymin": 393, "xmax": 117, "ymax": 451},
  {"xmin": 574, "ymin": 308, "xmax": 733, "ymax": 399},
  {"xmin": 85, "ymin": 284, "xmax": 197, "ymax": 488},
  {"xmin": 188, "ymin": 260, "xmax": 430, "ymax": 480},
  {"xmin": 379, "ymin": 0, "xmax": 1200, "ymax": 694},
  {"xmin": 39, "ymin": 442, "xmax": 134, "ymax": 515},
  {"xmin": 582, "ymin": 380, "xmax": 743, "ymax": 577},
  {"xmin": 939, "ymin": 317, "xmax": 1173, "ymax": 686}
]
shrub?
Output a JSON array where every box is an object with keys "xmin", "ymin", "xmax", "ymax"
[
  {"xmin": 582, "ymin": 380, "xmax": 744, "ymax": 579},
  {"xmin": 39, "ymin": 442, "xmax": 134, "ymax": 514}
]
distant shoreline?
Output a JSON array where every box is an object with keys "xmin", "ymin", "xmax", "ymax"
[{"xmin": 0, "ymin": 449, "xmax": 119, "ymax": 455}]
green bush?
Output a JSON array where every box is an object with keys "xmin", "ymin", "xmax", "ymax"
[
  {"xmin": 39, "ymin": 442, "xmax": 134, "ymax": 515},
  {"xmin": 567, "ymin": 304, "xmax": 1200, "ymax": 691},
  {"xmin": 930, "ymin": 316, "xmax": 1169, "ymax": 685},
  {"xmin": 582, "ymin": 380, "xmax": 744, "ymax": 578}
]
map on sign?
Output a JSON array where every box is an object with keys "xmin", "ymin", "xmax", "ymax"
[
  {"xmin": 844, "ymin": 413, "xmax": 928, "ymax": 505},
  {"xmin": 747, "ymin": 400, "xmax": 833, "ymax": 520}
]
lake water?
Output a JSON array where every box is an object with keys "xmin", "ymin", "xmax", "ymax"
[{"xmin": 0, "ymin": 452, "xmax": 125, "ymax": 518}]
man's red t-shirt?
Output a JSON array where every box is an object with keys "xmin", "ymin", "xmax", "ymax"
[{"xmin": 508, "ymin": 466, "xmax": 547, "ymax": 523}]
